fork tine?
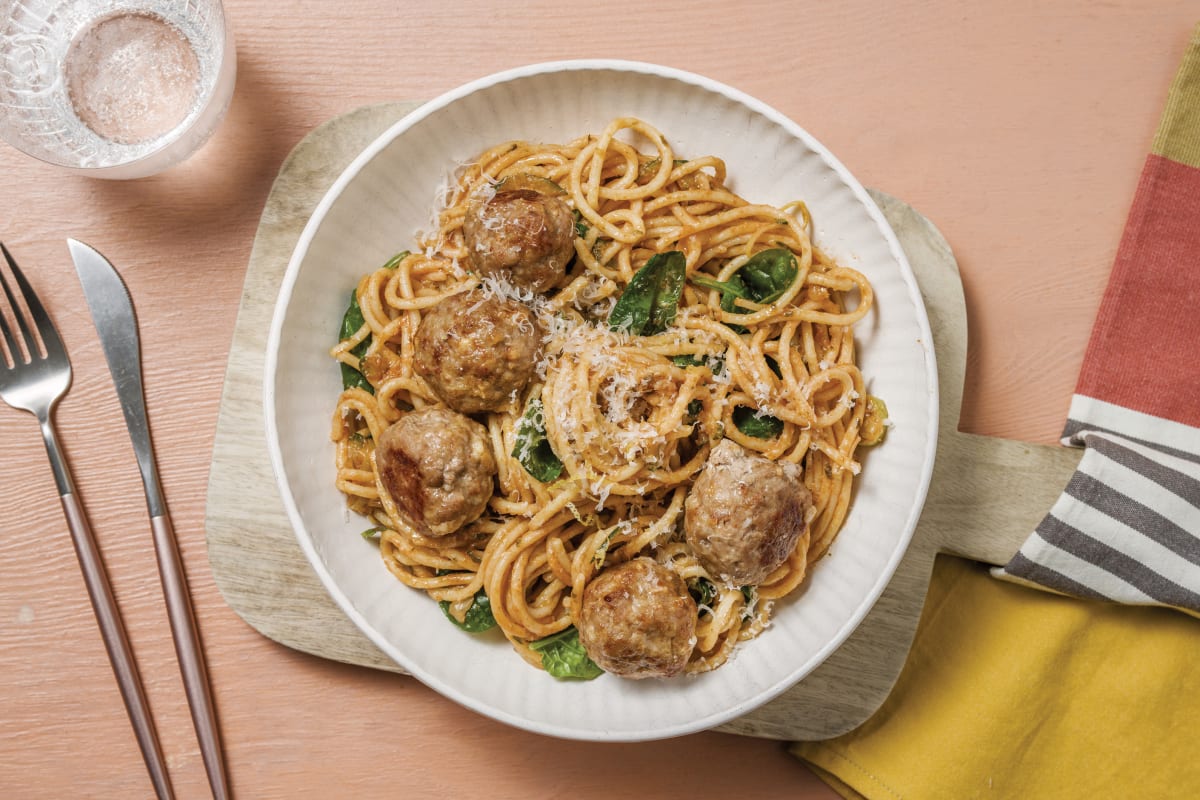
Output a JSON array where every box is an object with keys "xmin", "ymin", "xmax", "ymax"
[
  {"xmin": 1, "ymin": 242, "xmax": 63, "ymax": 361},
  {"xmin": 0, "ymin": 244, "xmax": 25, "ymax": 365}
]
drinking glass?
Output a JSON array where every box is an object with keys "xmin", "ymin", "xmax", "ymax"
[{"xmin": 0, "ymin": 0, "xmax": 236, "ymax": 178}]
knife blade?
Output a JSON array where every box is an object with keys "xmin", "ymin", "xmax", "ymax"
[
  {"xmin": 67, "ymin": 240, "xmax": 165, "ymax": 515},
  {"xmin": 69, "ymin": 239, "xmax": 231, "ymax": 800}
]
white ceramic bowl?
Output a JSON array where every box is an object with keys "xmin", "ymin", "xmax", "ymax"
[{"xmin": 265, "ymin": 60, "xmax": 938, "ymax": 741}]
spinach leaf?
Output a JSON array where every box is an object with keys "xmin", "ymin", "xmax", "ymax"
[
  {"xmin": 691, "ymin": 273, "xmax": 747, "ymax": 304},
  {"xmin": 572, "ymin": 208, "xmax": 588, "ymax": 238},
  {"xmin": 671, "ymin": 352, "xmax": 726, "ymax": 376},
  {"xmin": 692, "ymin": 272, "xmax": 749, "ymax": 333},
  {"xmin": 689, "ymin": 248, "xmax": 798, "ymax": 331},
  {"xmin": 513, "ymin": 398, "xmax": 564, "ymax": 483},
  {"xmin": 638, "ymin": 157, "xmax": 688, "ymax": 182},
  {"xmin": 720, "ymin": 274, "xmax": 749, "ymax": 327},
  {"xmin": 764, "ymin": 354, "xmax": 782, "ymax": 378},
  {"xmin": 741, "ymin": 585, "xmax": 758, "ymax": 621},
  {"xmin": 338, "ymin": 288, "xmax": 374, "ymax": 394},
  {"xmin": 671, "ymin": 354, "xmax": 704, "ymax": 368},
  {"xmin": 688, "ymin": 576, "xmax": 717, "ymax": 608},
  {"xmin": 337, "ymin": 252, "xmax": 410, "ymax": 394},
  {"xmin": 688, "ymin": 579, "xmax": 758, "ymax": 620},
  {"xmin": 670, "ymin": 358, "xmax": 716, "ymax": 419},
  {"xmin": 739, "ymin": 248, "xmax": 797, "ymax": 304},
  {"xmin": 608, "ymin": 251, "xmax": 686, "ymax": 336},
  {"xmin": 381, "ymin": 250, "xmax": 411, "ymax": 270},
  {"xmin": 439, "ymin": 589, "xmax": 497, "ymax": 633},
  {"xmin": 528, "ymin": 627, "xmax": 603, "ymax": 680},
  {"xmin": 732, "ymin": 406, "xmax": 784, "ymax": 439}
]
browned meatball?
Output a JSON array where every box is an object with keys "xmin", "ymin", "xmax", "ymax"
[
  {"xmin": 374, "ymin": 407, "xmax": 496, "ymax": 536},
  {"xmin": 683, "ymin": 439, "xmax": 812, "ymax": 585},
  {"xmin": 577, "ymin": 558, "xmax": 697, "ymax": 679},
  {"xmin": 413, "ymin": 291, "xmax": 541, "ymax": 414},
  {"xmin": 462, "ymin": 188, "xmax": 575, "ymax": 293}
]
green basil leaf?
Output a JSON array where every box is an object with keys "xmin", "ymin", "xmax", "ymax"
[
  {"xmin": 513, "ymin": 398, "xmax": 564, "ymax": 483},
  {"xmin": 608, "ymin": 251, "xmax": 686, "ymax": 336},
  {"xmin": 732, "ymin": 406, "xmax": 784, "ymax": 439},
  {"xmin": 528, "ymin": 627, "xmax": 604, "ymax": 680},
  {"xmin": 439, "ymin": 589, "xmax": 497, "ymax": 633},
  {"xmin": 572, "ymin": 209, "xmax": 588, "ymax": 238},
  {"xmin": 338, "ymin": 288, "xmax": 374, "ymax": 394}
]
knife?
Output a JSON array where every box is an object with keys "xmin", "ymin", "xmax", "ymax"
[{"xmin": 69, "ymin": 239, "xmax": 231, "ymax": 800}]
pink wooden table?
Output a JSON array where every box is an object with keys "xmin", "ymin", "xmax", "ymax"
[{"xmin": 1, "ymin": 2, "xmax": 1195, "ymax": 797}]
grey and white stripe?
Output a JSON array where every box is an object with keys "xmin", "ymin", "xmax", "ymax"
[{"xmin": 995, "ymin": 399, "xmax": 1200, "ymax": 613}]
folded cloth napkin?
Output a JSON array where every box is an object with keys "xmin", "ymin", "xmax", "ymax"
[
  {"xmin": 992, "ymin": 26, "xmax": 1200, "ymax": 612},
  {"xmin": 791, "ymin": 555, "xmax": 1200, "ymax": 799}
]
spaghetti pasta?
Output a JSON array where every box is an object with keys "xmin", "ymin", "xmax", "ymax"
[{"xmin": 329, "ymin": 117, "xmax": 882, "ymax": 678}]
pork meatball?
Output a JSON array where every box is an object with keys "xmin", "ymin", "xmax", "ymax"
[
  {"xmin": 462, "ymin": 188, "xmax": 575, "ymax": 293},
  {"xmin": 374, "ymin": 408, "xmax": 496, "ymax": 536},
  {"xmin": 413, "ymin": 291, "xmax": 541, "ymax": 414},
  {"xmin": 683, "ymin": 439, "xmax": 812, "ymax": 585},
  {"xmin": 577, "ymin": 558, "xmax": 697, "ymax": 679}
]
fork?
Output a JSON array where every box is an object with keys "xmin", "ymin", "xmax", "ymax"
[{"xmin": 0, "ymin": 243, "xmax": 176, "ymax": 800}]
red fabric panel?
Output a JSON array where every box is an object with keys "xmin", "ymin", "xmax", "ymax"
[{"xmin": 1075, "ymin": 153, "xmax": 1200, "ymax": 428}]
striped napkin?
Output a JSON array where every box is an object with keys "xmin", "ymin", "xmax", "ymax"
[{"xmin": 994, "ymin": 28, "xmax": 1200, "ymax": 613}]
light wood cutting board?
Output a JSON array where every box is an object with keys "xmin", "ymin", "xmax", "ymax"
[{"xmin": 203, "ymin": 102, "xmax": 1083, "ymax": 741}]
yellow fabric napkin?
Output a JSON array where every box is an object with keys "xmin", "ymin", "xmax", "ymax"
[{"xmin": 792, "ymin": 555, "xmax": 1200, "ymax": 798}]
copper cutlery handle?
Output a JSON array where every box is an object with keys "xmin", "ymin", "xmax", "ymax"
[
  {"xmin": 45, "ymin": 419, "xmax": 176, "ymax": 800},
  {"xmin": 151, "ymin": 511, "xmax": 230, "ymax": 800},
  {"xmin": 68, "ymin": 238, "xmax": 231, "ymax": 798}
]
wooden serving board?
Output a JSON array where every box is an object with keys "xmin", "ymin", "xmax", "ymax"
[{"xmin": 204, "ymin": 102, "xmax": 1082, "ymax": 741}]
